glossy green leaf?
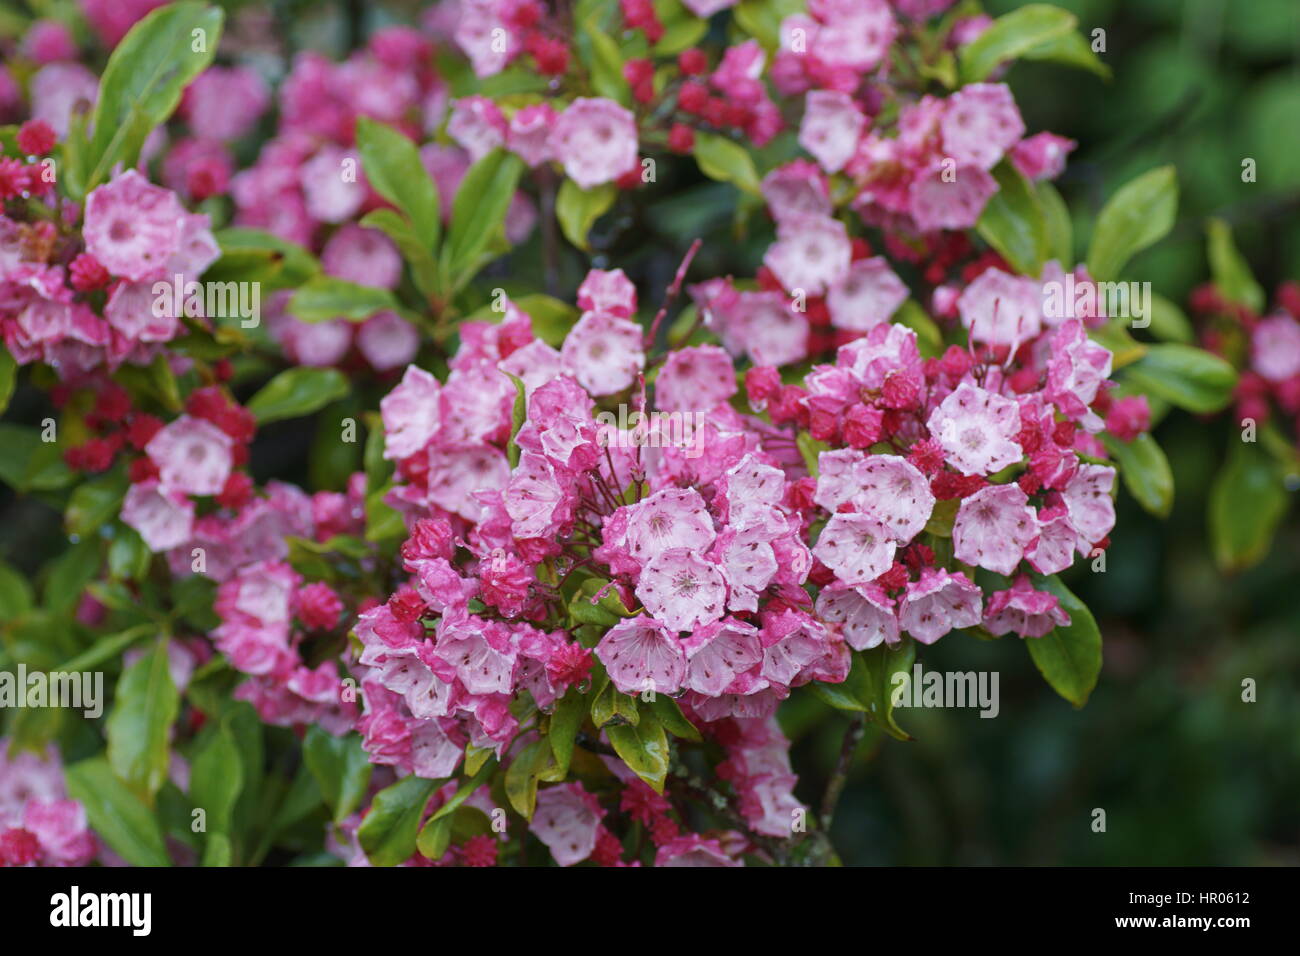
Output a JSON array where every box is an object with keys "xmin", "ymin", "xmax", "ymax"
[
  {"xmin": 107, "ymin": 642, "xmax": 181, "ymax": 804},
  {"xmin": 287, "ymin": 276, "xmax": 401, "ymax": 323},
  {"xmin": 303, "ymin": 727, "xmax": 374, "ymax": 824},
  {"xmin": 1025, "ymin": 575, "xmax": 1102, "ymax": 708},
  {"xmin": 557, "ymin": 179, "xmax": 617, "ymax": 252},
  {"xmin": 443, "ymin": 149, "xmax": 525, "ymax": 288},
  {"xmin": 246, "ymin": 368, "xmax": 350, "ymax": 425},
  {"xmin": 1120, "ymin": 343, "xmax": 1237, "ymax": 414},
  {"xmin": 1085, "ymin": 166, "xmax": 1178, "ymax": 280},
  {"xmin": 606, "ymin": 710, "xmax": 670, "ymax": 792},
  {"xmin": 1206, "ymin": 218, "xmax": 1265, "ymax": 312},
  {"xmin": 504, "ymin": 737, "xmax": 552, "ymax": 819},
  {"xmin": 1209, "ymin": 441, "xmax": 1288, "ymax": 572},
  {"xmin": 1104, "ymin": 433, "xmax": 1174, "ymax": 518},
  {"xmin": 959, "ymin": 4, "xmax": 1076, "ymax": 83},
  {"xmin": 356, "ymin": 116, "xmax": 441, "ymax": 249},
  {"xmin": 66, "ymin": 757, "xmax": 171, "ymax": 866},
  {"xmin": 66, "ymin": 466, "xmax": 129, "ymax": 536},
  {"xmin": 357, "ymin": 775, "xmax": 439, "ymax": 866},
  {"xmin": 976, "ymin": 161, "xmax": 1047, "ymax": 277},
  {"xmin": 548, "ymin": 690, "xmax": 586, "ymax": 775},
  {"xmin": 693, "ymin": 131, "xmax": 763, "ymax": 196}
]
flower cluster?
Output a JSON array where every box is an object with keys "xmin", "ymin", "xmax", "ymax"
[{"xmin": 0, "ymin": 744, "xmax": 97, "ymax": 867}]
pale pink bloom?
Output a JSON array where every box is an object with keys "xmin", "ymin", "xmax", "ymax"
[
  {"xmin": 429, "ymin": 445, "xmax": 510, "ymax": 522},
  {"xmin": 301, "ymin": 146, "xmax": 365, "ymax": 223},
  {"xmin": 827, "ymin": 257, "xmax": 909, "ymax": 332},
  {"xmin": 1060, "ymin": 463, "xmax": 1117, "ymax": 551},
  {"xmin": 1045, "ymin": 320, "xmax": 1113, "ymax": 425},
  {"xmin": 83, "ymin": 170, "xmax": 186, "ymax": 282},
  {"xmin": 507, "ymin": 104, "xmax": 556, "ymax": 167},
  {"xmin": 899, "ymin": 568, "xmax": 982, "ymax": 644},
  {"xmin": 356, "ymin": 311, "xmax": 419, "ymax": 371},
  {"xmin": 816, "ymin": 582, "xmax": 899, "ymax": 650},
  {"xmin": 853, "ymin": 454, "xmax": 936, "ymax": 543},
  {"xmin": 29, "ymin": 62, "xmax": 97, "ymax": 138},
  {"xmin": 380, "ymin": 365, "xmax": 441, "ymax": 459},
  {"xmin": 636, "ymin": 548, "xmax": 728, "ymax": 633},
  {"xmin": 624, "ymin": 487, "xmax": 716, "ymax": 566},
  {"xmin": 763, "ymin": 214, "xmax": 851, "ymax": 296},
  {"xmin": 454, "ymin": 0, "xmax": 522, "ymax": 77},
  {"xmin": 810, "ymin": 0, "xmax": 896, "ymax": 70},
  {"xmin": 531, "ymin": 783, "xmax": 604, "ymax": 867},
  {"xmin": 146, "ymin": 414, "xmax": 234, "ymax": 497},
  {"xmin": 184, "ymin": 66, "xmax": 270, "ymax": 141},
  {"xmin": 1251, "ymin": 315, "xmax": 1300, "ymax": 382},
  {"xmin": 655, "ymin": 344, "xmax": 737, "ymax": 413},
  {"xmin": 551, "ymin": 97, "xmax": 638, "ymax": 189},
  {"xmin": 321, "ymin": 224, "xmax": 403, "ymax": 290},
  {"xmin": 596, "ymin": 617, "xmax": 687, "ymax": 695},
  {"xmin": 983, "ymin": 575, "xmax": 1070, "ymax": 638},
  {"xmin": 953, "ymin": 483, "xmax": 1038, "ymax": 575},
  {"xmin": 799, "ymin": 90, "xmax": 865, "ymax": 173},
  {"xmin": 561, "ymin": 312, "xmax": 645, "ymax": 396},
  {"xmin": 927, "ymin": 382, "xmax": 1023, "ymax": 476},
  {"xmin": 448, "ymin": 96, "xmax": 508, "ymax": 161},
  {"xmin": 504, "ymin": 450, "xmax": 572, "ymax": 537},
  {"xmin": 1011, "ymin": 132, "xmax": 1076, "ymax": 181},
  {"xmin": 680, "ymin": 618, "xmax": 763, "ymax": 696},
  {"xmin": 958, "ymin": 267, "xmax": 1043, "ymax": 347},
  {"xmin": 1026, "ymin": 504, "xmax": 1077, "ymax": 575},
  {"xmin": 940, "ymin": 82, "xmax": 1025, "ymax": 170},
  {"xmin": 761, "ymin": 160, "xmax": 832, "ymax": 225},
  {"xmin": 577, "ymin": 268, "xmax": 637, "ymax": 317},
  {"xmin": 655, "ymin": 834, "xmax": 741, "ymax": 867},
  {"xmin": 121, "ymin": 479, "xmax": 195, "ymax": 552},
  {"xmin": 909, "ymin": 161, "xmax": 998, "ymax": 232},
  {"xmin": 813, "ymin": 512, "xmax": 896, "ymax": 585}
]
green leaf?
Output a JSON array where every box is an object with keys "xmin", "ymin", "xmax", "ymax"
[
  {"xmin": 303, "ymin": 727, "xmax": 374, "ymax": 824},
  {"xmin": 84, "ymin": 2, "xmax": 224, "ymax": 192},
  {"xmin": 1025, "ymin": 575, "xmax": 1102, "ymax": 708},
  {"xmin": 359, "ymin": 208, "xmax": 440, "ymax": 301},
  {"xmin": 858, "ymin": 641, "xmax": 917, "ymax": 740},
  {"xmin": 1206, "ymin": 218, "xmax": 1265, "ymax": 312},
  {"xmin": 647, "ymin": 694, "xmax": 702, "ymax": 742},
  {"xmin": 959, "ymin": 4, "xmax": 1077, "ymax": 83},
  {"xmin": 0, "ymin": 560, "xmax": 34, "ymax": 620},
  {"xmin": 1020, "ymin": 26, "xmax": 1112, "ymax": 79},
  {"xmin": 693, "ymin": 131, "xmax": 763, "ymax": 196},
  {"xmin": 0, "ymin": 344, "xmax": 16, "ymax": 415},
  {"xmin": 443, "ymin": 149, "xmax": 525, "ymax": 288},
  {"xmin": 287, "ymin": 276, "xmax": 401, "ymax": 323},
  {"xmin": 415, "ymin": 814, "xmax": 452, "ymax": 860},
  {"xmin": 976, "ymin": 161, "xmax": 1047, "ymax": 277},
  {"xmin": 606, "ymin": 711, "xmax": 670, "ymax": 792},
  {"xmin": 548, "ymin": 690, "xmax": 586, "ymax": 775},
  {"xmin": 1120, "ymin": 343, "xmax": 1237, "ymax": 414},
  {"xmin": 43, "ymin": 536, "xmax": 103, "ymax": 616},
  {"xmin": 506, "ymin": 372, "xmax": 527, "ymax": 469},
  {"xmin": 190, "ymin": 724, "xmax": 244, "ymax": 864},
  {"xmin": 1036, "ymin": 180, "xmax": 1074, "ymax": 266},
  {"xmin": 557, "ymin": 179, "xmax": 618, "ymax": 252},
  {"xmin": 504, "ymin": 737, "xmax": 552, "ymax": 819},
  {"xmin": 357, "ymin": 775, "xmax": 439, "ymax": 866},
  {"xmin": 582, "ymin": 17, "xmax": 630, "ymax": 105},
  {"xmin": 1103, "ymin": 432, "xmax": 1174, "ymax": 518},
  {"xmin": 107, "ymin": 524, "xmax": 152, "ymax": 581},
  {"xmin": 107, "ymin": 641, "xmax": 181, "ymax": 804},
  {"xmin": 426, "ymin": 758, "xmax": 497, "ymax": 824},
  {"xmin": 1085, "ymin": 166, "xmax": 1178, "ymax": 280},
  {"xmin": 0, "ymin": 423, "xmax": 74, "ymax": 492},
  {"xmin": 732, "ymin": 0, "xmax": 804, "ymax": 50},
  {"xmin": 246, "ymin": 367, "xmax": 350, "ymax": 425},
  {"xmin": 355, "ymin": 116, "xmax": 442, "ymax": 250},
  {"xmin": 1209, "ymin": 441, "xmax": 1289, "ymax": 572},
  {"xmin": 66, "ymin": 466, "xmax": 129, "ymax": 536},
  {"xmin": 1146, "ymin": 293, "xmax": 1195, "ymax": 344},
  {"xmin": 208, "ymin": 228, "xmax": 320, "ymax": 292},
  {"xmin": 65, "ymin": 757, "xmax": 171, "ymax": 866}
]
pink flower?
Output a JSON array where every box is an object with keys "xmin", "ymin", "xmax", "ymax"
[
  {"xmin": 957, "ymin": 267, "xmax": 1043, "ymax": 347},
  {"xmin": 909, "ymin": 161, "xmax": 998, "ymax": 232},
  {"xmin": 183, "ymin": 66, "xmax": 270, "ymax": 141},
  {"xmin": 380, "ymin": 366, "xmax": 442, "ymax": 459},
  {"xmin": 321, "ymin": 225, "xmax": 403, "ymax": 290},
  {"xmin": 596, "ymin": 617, "xmax": 687, "ymax": 695},
  {"xmin": 1060, "ymin": 463, "xmax": 1116, "ymax": 551},
  {"xmin": 508, "ymin": 104, "xmax": 557, "ymax": 167},
  {"xmin": 813, "ymin": 512, "xmax": 897, "ymax": 586},
  {"xmin": 83, "ymin": 170, "xmax": 187, "ymax": 282},
  {"xmin": 623, "ymin": 487, "xmax": 716, "ymax": 567},
  {"xmin": 1045, "ymin": 320, "xmax": 1113, "ymax": 425},
  {"xmin": 680, "ymin": 618, "xmax": 763, "ymax": 696},
  {"xmin": 953, "ymin": 483, "xmax": 1038, "ymax": 575},
  {"xmin": 983, "ymin": 574, "xmax": 1070, "ymax": 638},
  {"xmin": 1251, "ymin": 315, "xmax": 1300, "ymax": 382},
  {"xmin": 636, "ymin": 549, "xmax": 728, "ymax": 633},
  {"xmin": 29, "ymin": 63, "xmax": 97, "ymax": 138},
  {"xmin": 577, "ymin": 268, "xmax": 638, "ymax": 317},
  {"xmin": 145, "ymin": 414, "xmax": 234, "ymax": 497},
  {"xmin": 827, "ymin": 257, "xmax": 908, "ymax": 332},
  {"xmin": 899, "ymin": 568, "xmax": 982, "ymax": 644},
  {"xmin": 448, "ymin": 96, "xmax": 509, "ymax": 161},
  {"xmin": 927, "ymin": 382, "xmax": 1023, "ymax": 476},
  {"xmin": 654, "ymin": 344, "xmax": 737, "ymax": 413},
  {"xmin": 940, "ymin": 82, "xmax": 1025, "ymax": 170},
  {"xmin": 551, "ymin": 97, "xmax": 638, "ymax": 189},
  {"xmin": 816, "ymin": 582, "xmax": 899, "ymax": 649},
  {"xmin": 1011, "ymin": 132, "xmax": 1076, "ymax": 181},
  {"xmin": 297, "ymin": 582, "xmax": 343, "ymax": 631},
  {"xmin": 763, "ymin": 214, "xmax": 851, "ymax": 296},
  {"xmin": 799, "ymin": 90, "xmax": 865, "ymax": 173},
  {"xmin": 761, "ymin": 160, "xmax": 832, "ymax": 225},
  {"xmin": 655, "ymin": 834, "xmax": 740, "ymax": 867},
  {"xmin": 301, "ymin": 146, "xmax": 365, "ymax": 223},
  {"xmin": 561, "ymin": 312, "xmax": 645, "ymax": 396},
  {"xmin": 356, "ymin": 311, "xmax": 420, "ymax": 371},
  {"xmin": 852, "ymin": 454, "xmax": 937, "ymax": 542},
  {"xmin": 531, "ymin": 783, "xmax": 603, "ymax": 866},
  {"xmin": 121, "ymin": 479, "xmax": 195, "ymax": 552}
]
